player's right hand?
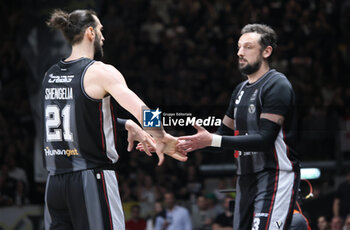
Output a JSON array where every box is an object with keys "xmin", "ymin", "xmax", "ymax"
[{"xmin": 125, "ymin": 120, "xmax": 155, "ymax": 157}]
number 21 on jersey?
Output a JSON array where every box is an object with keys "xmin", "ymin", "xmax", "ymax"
[{"xmin": 45, "ymin": 105, "xmax": 73, "ymax": 142}]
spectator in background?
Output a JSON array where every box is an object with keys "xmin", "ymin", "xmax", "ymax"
[
  {"xmin": 120, "ymin": 179, "xmax": 139, "ymax": 221},
  {"xmin": 137, "ymin": 174, "xmax": 157, "ymax": 218},
  {"xmin": 192, "ymin": 195, "xmax": 216, "ymax": 230},
  {"xmin": 317, "ymin": 215, "xmax": 330, "ymax": 230},
  {"xmin": 213, "ymin": 179, "xmax": 227, "ymax": 206},
  {"xmin": 154, "ymin": 191, "xmax": 192, "ymax": 230},
  {"xmin": 4, "ymin": 153, "xmax": 29, "ymax": 192},
  {"xmin": 14, "ymin": 180, "xmax": 29, "ymax": 206},
  {"xmin": 126, "ymin": 204, "xmax": 146, "ymax": 230},
  {"xmin": 333, "ymin": 171, "xmax": 350, "ymax": 219},
  {"xmin": 331, "ymin": 216, "xmax": 344, "ymax": 230},
  {"xmin": 205, "ymin": 193, "xmax": 223, "ymax": 217},
  {"xmin": 212, "ymin": 196, "xmax": 234, "ymax": 230},
  {"xmin": 178, "ymin": 164, "xmax": 203, "ymax": 203},
  {"xmin": 150, "ymin": 201, "xmax": 167, "ymax": 229},
  {"xmin": 343, "ymin": 215, "xmax": 350, "ymax": 230},
  {"xmin": 0, "ymin": 165, "xmax": 16, "ymax": 206}
]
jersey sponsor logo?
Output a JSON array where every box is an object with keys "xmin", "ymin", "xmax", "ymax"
[
  {"xmin": 242, "ymin": 151, "xmax": 259, "ymax": 156},
  {"xmin": 254, "ymin": 212, "xmax": 269, "ymax": 217},
  {"xmin": 44, "ymin": 147, "xmax": 79, "ymax": 157},
  {"xmin": 276, "ymin": 220, "xmax": 283, "ymax": 229},
  {"xmin": 235, "ymin": 91, "xmax": 244, "ymax": 104},
  {"xmin": 45, "ymin": 87, "xmax": 73, "ymax": 100},
  {"xmin": 48, "ymin": 73, "xmax": 74, "ymax": 83},
  {"xmin": 143, "ymin": 108, "xmax": 161, "ymax": 127},
  {"xmin": 249, "ymin": 104, "xmax": 256, "ymax": 114}
]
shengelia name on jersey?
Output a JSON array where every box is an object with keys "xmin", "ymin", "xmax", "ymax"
[{"xmin": 45, "ymin": 87, "xmax": 73, "ymax": 100}]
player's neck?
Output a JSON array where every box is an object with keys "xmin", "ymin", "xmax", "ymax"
[
  {"xmin": 66, "ymin": 42, "xmax": 94, "ymax": 61},
  {"xmin": 247, "ymin": 63, "xmax": 270, "ymax": 84}
]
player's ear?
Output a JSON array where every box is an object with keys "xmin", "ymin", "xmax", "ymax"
[
  {"xmin": 85, "ymin": 26, "xmax": 95, "ymax": 42},
  {"xmin": 262, "ymin": 46, "xmax": 272, "ymax": 59}
]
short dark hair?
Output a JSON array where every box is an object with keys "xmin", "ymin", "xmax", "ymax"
[
  {"xmin": 47, "ymin": 9, "xmax": 97, "ymax": 45},
  {"xmin": 241, "ymin": 24, "xmax": 277, "ymax": 51}
]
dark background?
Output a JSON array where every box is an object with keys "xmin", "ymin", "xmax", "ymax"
[{"xmin": 0, "ymin": 0, "xmax": 349, "ymax": 229}]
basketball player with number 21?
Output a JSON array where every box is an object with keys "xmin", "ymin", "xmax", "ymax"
[{"xmin": 42, "ymin": 9, "xmax": 187, "ymax": 230}]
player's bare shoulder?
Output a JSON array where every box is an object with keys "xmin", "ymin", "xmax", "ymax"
[
  {"xmin": 86, "ymin": 61, "xmax": 112, "ymax": 77},
  {"xmin": 84, "ymin": 61, "xmax": 126, "ymax": 99},
  {"xmin": 87, "ymin": 61, "xmax": 124, "ymax": 83},
  {"xmin": 83, "ymin": 61, "xmax": 115, "ymax": 99}
]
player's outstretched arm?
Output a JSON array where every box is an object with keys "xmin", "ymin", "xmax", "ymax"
[
  {"xmin": 177, "ymin": 113, "xmax": 284, "ymax": 153},
  {"xmin": 84, "ymin": 62, "xmax": 187, "ymax": 164},
  {"xmin": 177, "ymin": 125, "xmax": 213, "ymax": 152},
  {"xmin": 175, "ymin": 115, "xmax": 235, "ymax": 153}
]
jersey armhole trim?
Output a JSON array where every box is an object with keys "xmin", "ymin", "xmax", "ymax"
[
  {"xmin": 235, "ymin": 80, "xmax": 249, "ymax": 99},
  {"xmin": 41, "ymin": 72, "xmax": 48, "ymax": 86},
  {"xmin": 81, "ymin": 60, "xmax": 102, "ymax": 102}
]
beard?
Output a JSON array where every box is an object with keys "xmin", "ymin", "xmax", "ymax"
[
  {"xmin": 94, "ymin": 33, "xmax": 104, "ymax": 60},
  {"xmin": 238, "ymin": 55, "xmax": 262, "ymax": 75}
]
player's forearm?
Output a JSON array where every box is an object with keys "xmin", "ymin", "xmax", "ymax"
[
  {"xmin": 114, "ymin": 88, "xmax": 145, "ymax": 122},
  {"xmin": 212, "ymin": 118, "xmax": 280, "ymax": 151},
  {"xmin": 216, "ymin": 123, "xmax": 235, "ymax": 135},
  {"xmin": 113, "ymin": 87, "xmax": 165, "ymax": 138}
]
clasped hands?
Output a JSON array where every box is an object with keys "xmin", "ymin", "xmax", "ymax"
[{"xmin": 128, "ymin": 120, "xmax": 212, "ymax": 165}]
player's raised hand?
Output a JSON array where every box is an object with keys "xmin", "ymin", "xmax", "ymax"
[
  {"xmin": 154, "ymin": 133, "xmax": 188, "ymax": 165},
  {"xmin": 177, "ymin": 125, "xmax": 212, "ymax": 153},
  {"xmin": 125, "ymin": 120, "xmax": 155, "ymax": 157}
]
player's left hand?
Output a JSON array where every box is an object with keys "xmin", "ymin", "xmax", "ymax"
[
  {"xmin": 125, "ymin": 120, "xmax": 155, "ymax": 157},
  {"xmin": 136, "ymin": 134, "xmax": 188, "ymax": 165},
  {"xmin": 177, "ymin": 125, "xmax": 213, "ymax": 153},
  {"xmin": 136, "ymin": 142, "xmax": 155, "ymax": 152}
]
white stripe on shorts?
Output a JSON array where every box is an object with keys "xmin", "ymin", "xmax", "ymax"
[
  {"xmin": 104, "ymin": 170, "xmax": 125, "ymax": 230},
  {"xmin": 268, "ymin": 170, "xmax": 295, "ymax": 230}
]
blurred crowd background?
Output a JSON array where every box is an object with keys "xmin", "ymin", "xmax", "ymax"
[{"xmin": 0, "ymin": 0, "xmax": 350, "ymax": 229}]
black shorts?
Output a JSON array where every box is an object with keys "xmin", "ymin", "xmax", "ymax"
[
  {"xmin": 234, "ymin": 169, "xmax": 300, "ymax": 230},
  {"xmin": 44, "ymin": 169, "xmax": 125, "ymax": 230}
]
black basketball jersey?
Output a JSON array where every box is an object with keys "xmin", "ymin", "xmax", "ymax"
[
  {"xmin": 42, "ymin": 58, "xmax": 120, "ymax": 174},
  {"xmin": 226, "ymin": 69, "xmax": 299, "ymax": 175}
]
